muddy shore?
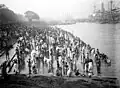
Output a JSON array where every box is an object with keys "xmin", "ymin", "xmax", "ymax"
[{"xmin": 0, "ymin": 74, "xmax": 119, "ymax": 88}]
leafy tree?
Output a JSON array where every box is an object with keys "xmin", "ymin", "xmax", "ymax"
[
  {"xmin": 24, "ymin": 11, "xmax": 40, "ymax": 22},
  {"xmin": 0, "ymin": 4, "xmax": 8, "ymax": 9}
]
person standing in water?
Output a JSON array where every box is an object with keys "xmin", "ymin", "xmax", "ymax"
[
  {"xmin": 95, "ymin": 54, "xmax": 101, "ymax": 76},
  {"xmin": 27, "ymin": 57, "xmax": 32, "ymax": 76}
]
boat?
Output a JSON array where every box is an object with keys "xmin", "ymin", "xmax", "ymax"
[{"xmin": 89, "ymin": 0, "xmax": 120, "ymax": 24}]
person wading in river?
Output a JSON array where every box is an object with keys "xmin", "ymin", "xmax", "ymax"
[
  {"xmin": 84, "ymin": 53, "xmax": 89, "ymax": 76},
  {"xmin": 95, "ymin": 54, "xmax": 101, "ymax": 76},
  {"xmin": 96, "ymin": 49, "xmax": 100, "ymax": 55},
  {"xmin": 56, "ymin": 49, "xmax": 62, "ymax": 76},
  {"xmin": 50, "ymin": 47, "xmax": 54, "ymax": 74}
]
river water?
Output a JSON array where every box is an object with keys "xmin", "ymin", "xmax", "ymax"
[{"xmin": 57, "ymin": 23, "xmax": 120, "ymax": 79}]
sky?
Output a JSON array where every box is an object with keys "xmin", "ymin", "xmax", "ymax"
[{"xmin": 1, "ymin": 0, "xmax": 120, "ymax": 20}]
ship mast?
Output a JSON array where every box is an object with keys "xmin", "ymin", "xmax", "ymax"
[
  {"xmin": 110, "ymin": 0, "xmax": 114, "ymax": 21},
  {"xmin": 93, "ymin": 5, "xmax": 96, "ymax": 13},
  {"xmin": 110, "ymin": 0, "xmax": 113, "ymax": 11}
]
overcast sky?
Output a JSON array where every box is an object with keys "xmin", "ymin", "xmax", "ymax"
[{"xmin": 1, "ymin": 0, "xmax": 120, "ymax": 20}]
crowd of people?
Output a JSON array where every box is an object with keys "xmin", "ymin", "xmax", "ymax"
[{"xmin": 0, "ymin": 22, "xmax": 111, "ymax": 78}]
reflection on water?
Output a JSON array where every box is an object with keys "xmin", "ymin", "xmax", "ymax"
[{"xmin": 57, "ymin": 23, "xmax": 120, "ymax": 79}]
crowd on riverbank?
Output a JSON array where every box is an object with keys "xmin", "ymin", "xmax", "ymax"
[{"xmin": 0, "ymin": 22, "xmax": 111, "ymax": 78}]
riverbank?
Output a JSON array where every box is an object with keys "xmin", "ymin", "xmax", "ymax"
[{"xmin": 0, "ymin": 74, "xmax": 119, "ymax": 88}]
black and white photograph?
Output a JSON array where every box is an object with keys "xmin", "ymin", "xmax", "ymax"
[{"xmin": 0, "ymin": 0, "xmax": 120, "ymax": 88}]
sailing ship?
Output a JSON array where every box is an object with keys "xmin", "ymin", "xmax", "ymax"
[{"xmin": 89, "ymin": 0, "xmax": 120, "ymax": 24}]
